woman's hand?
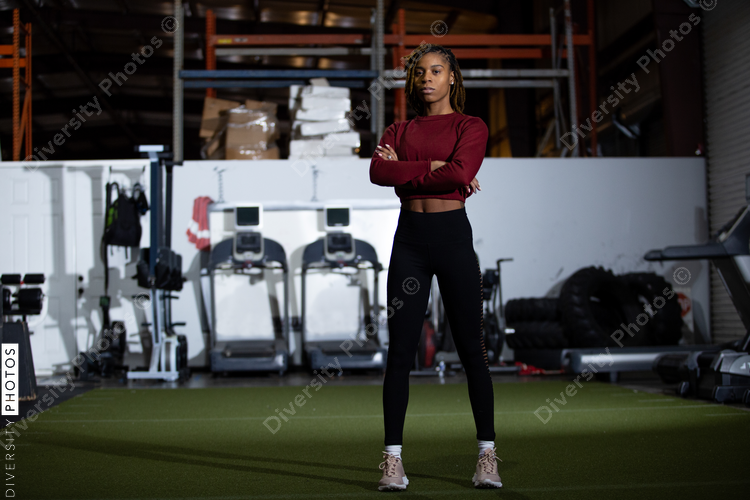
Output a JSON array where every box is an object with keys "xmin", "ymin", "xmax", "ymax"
[
  {"xmin": 461, "ymin": 177, "xmax": 481, "ymax": 198},
  {"xmin": 376, "ymin": 144, "xmax": 398, "ymax": 161}
]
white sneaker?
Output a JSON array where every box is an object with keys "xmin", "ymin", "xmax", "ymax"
[
  {"xmin": 472, "ymin": 447, "xmax": 503, "ymax": 488},
  {"xmin": 378, "ymin": 453, "xmax": 409, "ymax": 491}
]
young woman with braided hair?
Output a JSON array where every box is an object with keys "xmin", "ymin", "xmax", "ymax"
[{"xmin": 369, "ymin": 44, "xmax": 502, "ymax": 491}]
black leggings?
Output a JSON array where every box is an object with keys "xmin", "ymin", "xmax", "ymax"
[{"xmin": 383, "ymin": 207, "xmax": 495, "ymax": 445}]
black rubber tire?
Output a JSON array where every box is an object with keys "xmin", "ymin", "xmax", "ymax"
[
  {"xmin": 620, "ymin": 272, "xmax": 683, "ymax": 345},
  {"xmin": 505, "ymin": 298, "xmax": 560, "ymax": 323},
  {"xmin": 505, "ymin": 321, "xmax": 568, "ymax": 349},
  {"xmin": 559, "ymin": 266, "xmax": 646, "ymax": 348}
]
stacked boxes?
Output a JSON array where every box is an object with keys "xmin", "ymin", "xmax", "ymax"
[
  {"xmin": 200, "ymin": 97, "xmax": 279, "ymax": 160},
  {"xmin": 288, "ymin": 79, "xmax": 360, "ymax": 160},
  {"xmin": 199, "ymin": 97, "xmax": 240, "ymax": 159}
]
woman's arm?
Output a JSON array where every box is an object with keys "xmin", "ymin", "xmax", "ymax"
[
  {"xmin": 407, "ymin": 117, "xmax": 488, "ymax": 191},
  {"xmin": 369, "ymin": 124, "xmax": 431, "ymax": 187},
  {"xmin": 395, "ymin": 161, "xmax": 446, "ymax": 190}
]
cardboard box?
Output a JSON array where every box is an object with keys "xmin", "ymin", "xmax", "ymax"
[
  {"xmin": 226, "ymin": 124, "xmax": 272, "ymax": 150},
  {"xmin": 226, "ymin": 106, "xmax": 277, "ymax": 149},
  {"xmin": 200, "ymin": 97, "xmax": 242, "ymax": 138},
  {"xmin": 204, "ymin": 133, "xmax": 223, "ymax": 157},
  {"xmin": 205, "ymin": 146, "xmax": 225, "ymax": 160},
  {"xmin": 226, "ymin": 145, "xmax": 280, "ymax": 160},
  {"xmin": 245, "ymin": 98, "xmax": 278, "ymax": 117}
]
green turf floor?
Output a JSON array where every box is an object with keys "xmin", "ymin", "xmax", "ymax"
[{"xmin": 7, "ymin": 380, "xmax": 750, "ymax": 499}]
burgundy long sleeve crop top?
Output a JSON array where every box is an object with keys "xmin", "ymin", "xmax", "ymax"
[{"xmin": 369, "ymin": 112, "xmax": 489, "ymax": 203}]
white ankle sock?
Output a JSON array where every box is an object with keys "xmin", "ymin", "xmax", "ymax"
[
  {"xmin": 385, "ymin": 445, "xmax": 402, "ymax": 460},
  {"xmin": 478, "ymin": 440, "xmax": 495, "ymax": 456}
]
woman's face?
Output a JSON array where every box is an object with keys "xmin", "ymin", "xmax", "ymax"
[{"xmin": 413, "ymin": 52, "xmax": 454, "ymax": 107}]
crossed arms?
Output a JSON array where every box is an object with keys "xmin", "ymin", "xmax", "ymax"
[{"xmin": 369, "ymin": 117, "xmax": 488, "ymax": 192}]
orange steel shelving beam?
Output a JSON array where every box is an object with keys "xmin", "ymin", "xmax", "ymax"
[
  {"xmin": 205, "ymin": 9, "xmax": 216, "ymax": 99},
  {"xmin": 0, "ymin": 9, "xmax": 32, "ymax": 161}
]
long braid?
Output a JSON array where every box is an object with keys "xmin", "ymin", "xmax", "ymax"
[{"xmin": 403, "ymin": 44, "xmax": 465, "ymax": 116}]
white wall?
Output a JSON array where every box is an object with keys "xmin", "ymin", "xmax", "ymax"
[{"xmin": 0, "ymin": 157, "xmax": 709, "ymax": 374}]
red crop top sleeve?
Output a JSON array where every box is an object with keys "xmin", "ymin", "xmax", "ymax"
[
  {"xmin": 369, "ymin": 123, "xmax": 431, "ymax": 187},
  {"xmin": 408, "ymin": 117, "xmax": 488, "ymax": 191}
]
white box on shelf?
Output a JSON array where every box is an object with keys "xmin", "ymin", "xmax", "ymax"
[
  {"xmin": 290, "ymin": 140, "xmax": 325, "ymax": 156},
  {"xmin": 324, "ymin": 131, "xmax": 361, "ymax": 148},
  {"xmin": 301, "ymin": 96, "xmax": 351, "ymax": 111},
  {"xmin": 325, "ymin": 145, "xmax": 356, "ymax": 156},
  {"xmin": 324, "ymin": 155, "xmax": 360, "ymax": 160},
  {"xmin": 300, "ymin": 119, "xmax": 352, "ymax": 136},
  {"xmin": 294, "ymin": 108, "xmax": 347, "ymax": 121},
  {"xmin": 289, "ymin": 85, "xmax": 303, "ymax": 98},
  {"xmin": 301, "ymin": 86, "xmax": 350, "ymax": 98}
]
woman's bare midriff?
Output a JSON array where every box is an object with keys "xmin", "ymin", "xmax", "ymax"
[{"xmin": 401, "ymin": 198, "xmax": 464, "ymax": 213}]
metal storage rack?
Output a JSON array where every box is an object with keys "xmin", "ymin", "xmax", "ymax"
[{"xmin": 174, "ymin": 0, "xmax": 597, "ymax": 159}]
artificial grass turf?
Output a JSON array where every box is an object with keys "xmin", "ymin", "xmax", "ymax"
[{"xmin": 8, "ymin": 380, "xmax": 750, "ymax": 499}]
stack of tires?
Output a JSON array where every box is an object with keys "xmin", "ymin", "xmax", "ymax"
[
  {"xmin": 504, "ymin": 298, "xmax": 566, "ymax": 349},
  {"xmin": 506, "ymin": 267, "xmax": 683, "ymax": 360}
]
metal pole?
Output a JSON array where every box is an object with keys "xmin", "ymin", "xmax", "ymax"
[
  {"xmin": 397, "ymin": 8, "xmax": 407, "ymax": 123},
  {"xmin": 148, "ymin": 153, "xmax": 162, "ymax": 346},
  {"xmin": 564, "ymin": 0, "xmax": 579, "ymax": 157},
  {"xmin": 375, "ymin": 0, "xmax": 385, "ymax": 140},
  {"xmin": 370, "ymin": 8, "xmax": 377, "ymax": 149},
  {"xmin": 588, "ymin": 0, "xmax": 598, "ymax": 156},
  {"xmin": 173, "ymin": 0, "xmax": 184, "ymax": 163},
  {"xmin": 550, "ymin": 8, "xmax": 561, "ymax": 150}
]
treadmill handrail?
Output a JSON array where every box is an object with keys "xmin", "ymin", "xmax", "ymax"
[
  {"xmin": 301, "ymin": 238, "xmax": 383, "ymax": 271},
  {"xmin": 208, "ymin": 238, "xmax": 288, "ymax": 271}
]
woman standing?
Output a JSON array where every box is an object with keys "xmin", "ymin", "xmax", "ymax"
[{"xmin": 369, "ymin": 44, "xmax": 502, "ymax": 491}]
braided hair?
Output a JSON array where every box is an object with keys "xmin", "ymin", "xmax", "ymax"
[{"xmin": 403, "ymin": 44, "xmax": 465, "ymax": 116}]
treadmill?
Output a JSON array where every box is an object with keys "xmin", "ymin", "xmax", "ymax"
[
  {"xmin": 202, "ymin": 205, "xmax": 290, "ymax": 375},
  {"xmin": 300, "ymin": 206, "xmax": 387, "ymax": 372},
  {"xmin": 646, "ymin": 174, "xmax": 750, "ymax": 404}
]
